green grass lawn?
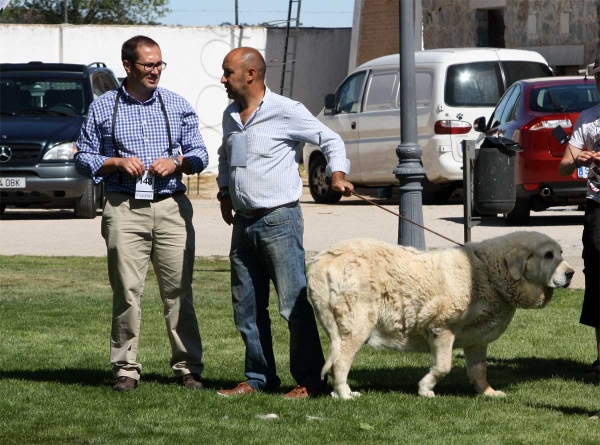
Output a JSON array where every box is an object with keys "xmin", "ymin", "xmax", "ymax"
[{"xmin": 0, "ymin": 256, "xmax": 599, "ymax": 444}]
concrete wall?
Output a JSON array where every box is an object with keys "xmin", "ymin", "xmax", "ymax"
[
  {"xmin": 265, "ymin": 27, "xmax": 351, "ymax": 116},
  {"xmin": 0, "ymin": 24, "xmax": 267, "ymax": 172}
]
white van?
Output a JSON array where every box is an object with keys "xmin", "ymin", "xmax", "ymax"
[{"xmin": 304, "ymin": 48, "xmax": 552, "ymax": 203}]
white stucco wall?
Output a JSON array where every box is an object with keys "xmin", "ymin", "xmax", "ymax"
[{"xmin": 0, "ymin": 24, "xmax": 267, "ymax": 172}]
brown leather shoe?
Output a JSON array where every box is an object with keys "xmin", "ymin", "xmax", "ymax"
[
  {"xmin": 178, "ymin": 373, "xmax": 204, "ymax": 390},
  {"xmin": 217, "ymin": 381, "xmax": 255, "ymax": 397},
  {"xmin": 283, "ymin": 385, "xmax": 325, "ymax": 399},
  {"xmin": 112, "ymin": 376, "xmax": 138, "ymax": 392}
]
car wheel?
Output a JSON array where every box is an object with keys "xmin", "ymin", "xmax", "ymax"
[
  {"xmin": 503, "ymin": 197, "xmax": 531, "ymax": 226},
  {"xmin": 74, "ymin": 179, "xmax": 97, "ymax": 219},
  {"xmin": 308, "ymin": 156, "xmax": 342, "ymax": 204}
]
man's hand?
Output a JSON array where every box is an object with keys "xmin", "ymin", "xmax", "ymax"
[
  {"xmin": 331, "ymin": 171, "xmax": 354, "ymax": 197},
  {"xmin": 149, "ymin": 158, "xmax": 177, "ymax": 177},
  {"xmin": 97, "ymin": 156, "xmax": 145, "ymax": 177},
  {"xmin": 575, "ymin": 149, "xmax": 600, "ymax": 167},
  {"xmin": 116, "ymin": 157, "xmax": 145, "ymax": 177},
  {"xmin": 220, "ymin": 194, "xmax": 234, "ymax": 225}
]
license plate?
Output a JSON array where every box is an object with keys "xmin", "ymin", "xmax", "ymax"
[
  {"xmin": 577, "ymin": 167, "xmax": 588, "ymax": 179},
  {"xmin": 0, "ymin": 177, "xmax": 26, "ymax": 188}
]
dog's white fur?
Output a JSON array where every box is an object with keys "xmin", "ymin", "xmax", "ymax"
[{"xmin": 307, "ymin": 231, "xmax": 574, "ymax": 399}]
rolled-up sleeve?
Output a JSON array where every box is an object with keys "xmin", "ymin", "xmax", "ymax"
[
  {"xmin": 180, "ymin": 105, "xmax": 209, "ymax": 174},
  {"xmin": 75, "ymin": 106, "xmax": 110, "ymax": 183},
  {"xmin": 287, "ymin": 102, "xmax": 350, "ymax": 177}
]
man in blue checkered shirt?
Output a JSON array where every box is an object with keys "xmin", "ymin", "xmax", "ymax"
[
  {"xmin": 216, "ymin": 47, "xmax": 354, "ymax": 399},
  {"xmin": 75, "ymin": 35, "xmax": 208, "ymax": 392}
]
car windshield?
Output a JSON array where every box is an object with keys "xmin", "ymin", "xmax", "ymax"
[
  {"xmin": 0, "ymin": 76, "xmax": 86, "ymax": 115},
  {"xmin": 530, "ymin": 84, "xmax": 600, "ymax": 112}
]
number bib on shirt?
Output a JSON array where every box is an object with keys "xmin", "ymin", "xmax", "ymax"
[{"xmin": 135, "ymin": 171, "xmax": 155, "ymax": 200}]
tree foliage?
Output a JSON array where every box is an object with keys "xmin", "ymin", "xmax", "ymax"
[{"xmin": 1, "ymin": 0, "xmax": 171, "ymax": 25}]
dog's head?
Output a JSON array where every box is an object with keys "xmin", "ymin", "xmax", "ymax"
[{"xmin": 474, "ymin": 232, "xmax": 574, "ymax": 308}]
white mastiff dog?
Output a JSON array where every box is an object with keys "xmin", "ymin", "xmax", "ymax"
[{"xmin": 307, "ymin": 232, "xmax": 574, "ymax": 399}]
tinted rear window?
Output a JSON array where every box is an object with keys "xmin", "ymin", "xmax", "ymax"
[
  {"xmin": 530, "ymin": 84, "xmax": 600, "ymax": 112},
  {"xmin": 445, "ymin": 61, "xmax": 552, "ymax": 107},
  {"xmin": 445, "ymin": 62, "xmax": 503, "ymax": 107},
  {"xmin": 501, "ymin": 61, "xmax": 553, "ymax": 88}
]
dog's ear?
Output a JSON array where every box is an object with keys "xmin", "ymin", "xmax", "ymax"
[
  {"xmin": 505, "ymin": 246, "xmax": 531, "ymax": 280},
  {"xmin": 473, "ymin": 248, "xmax": 486, "ymax": 265}
]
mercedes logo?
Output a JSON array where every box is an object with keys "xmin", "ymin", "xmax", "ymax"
[{"xmin": 0, "ymin": 146, "xmax": 12, "ymax": 163}]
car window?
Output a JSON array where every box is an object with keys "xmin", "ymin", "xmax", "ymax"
[
  {"xmin": 530, "ymin": 84, "xmax": 600, "ymax": 113},
  {"xmin": 487, "ymin": 85, "xmax": 517, "ymax": 129},
  {"xmin": 501, "ymin": 61, "xmax": 553, "ymax": 89},
  {"xmin": 445, "ymin": 62, "xmax": 503, "ymax": 107},
  {"xmin": 336, "ymin": 71, "xmax": 367, "ymax": 114},
  {"xmin": 91, "ymin": 72, "xmax": 118, "ymax": 99},
  {"xmin": 499, "ymin": 85, "xmax": 521, "ymax": 124},
  {"xmin": 365, "ymin": 72, "xmax": 397, "ymax": 111},
  {"xmin": 98, "ymin": 72, "xmax": 118, "ymax": 91},
  {"xmin": 91, "ymin": 73, "xmax": 104, "ymax": 99},
  {"xmin": 394, "ymin": 71, "xmax": 433, "ymax": 109}
]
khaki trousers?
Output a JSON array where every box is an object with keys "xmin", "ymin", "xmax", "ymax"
[{"xmin": 102, "ymin": 192, "xmax": 203, "ymax": 380}]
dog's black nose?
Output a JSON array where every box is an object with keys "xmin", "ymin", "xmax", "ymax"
[{"xmin": 566, "ymin": 269, "xmax": 575, "ymax": 280}]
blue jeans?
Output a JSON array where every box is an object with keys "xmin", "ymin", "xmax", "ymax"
[{"xmin": 229, "ymin": 204, "xmax": 325, "ymax": 390}]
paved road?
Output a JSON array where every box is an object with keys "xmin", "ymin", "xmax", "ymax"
[{"xmin": 0, "ymin": 187, "xmax": 586, "ymax": 289}]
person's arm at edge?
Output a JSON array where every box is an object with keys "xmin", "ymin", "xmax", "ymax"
[
  {"xmin": 217, "ymin": 113, "xmax": 234, "ymax": 225},
  {"xmin": 559, "ymin": 143, "xmax": 584, "ymax": 176}
]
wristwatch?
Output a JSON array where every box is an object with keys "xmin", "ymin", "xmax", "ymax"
[
  {"xmin": 217, "ymin": 189, "xmax": 230, "ymax": 201},
  {"xmin": 171, "ymin": 156, "xmax": 182, "ymax": 168}
]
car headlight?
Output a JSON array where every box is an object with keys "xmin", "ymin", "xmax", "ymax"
[{"xmin": 42, "ymin": 142, "xmax": 77, "ymax": 161}]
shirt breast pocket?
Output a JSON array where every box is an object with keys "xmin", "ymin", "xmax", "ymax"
[{"xmin": 226, "ymin": 131, "xmax": 248, "ymax": 167}]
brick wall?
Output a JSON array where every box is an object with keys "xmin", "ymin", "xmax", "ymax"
[{"xmin": 358, "ymin": 0, "xmax": 400, "ymax": 65}]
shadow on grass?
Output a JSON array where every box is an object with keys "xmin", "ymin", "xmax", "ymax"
[
  {"xmin": 0, "ymin": 368, "xmax": 247, "ymax": 391},
  {"xmin": 0, "ymin": 369, "xmax": 166, "ymax": 386},
  {"xmin": 347, "ymin": 356, "xmax": 599, "ymax": 397},
  {"xmin": 524, "ymin": 403, "xmax": 594, "ymax": 417}
]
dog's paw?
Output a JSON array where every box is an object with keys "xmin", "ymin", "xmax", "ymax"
[
  {"xmin": 484, "ymin": 390, "xmax": 506, "ymax": 397},
  {"xmin": 418, "ymin": 389, "xmax": 435, "ymax": 398},
  {"xmin": 330, "ymin": 390, "xmax": 361, "ymax": 400}
]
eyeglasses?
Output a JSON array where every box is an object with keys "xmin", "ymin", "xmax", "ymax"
[{"xmin": 133, "ymin": 61, "xmax": 167, "ymax": 72}]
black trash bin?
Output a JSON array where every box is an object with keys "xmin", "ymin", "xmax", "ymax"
[{"xmin": 473, "ymin": 136, "xmax": 523, "ymax": 215}]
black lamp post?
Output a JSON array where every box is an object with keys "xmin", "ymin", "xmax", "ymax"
[{"xmin": 394, "ymin": 0, "xmax": 426, "ymax": 250}]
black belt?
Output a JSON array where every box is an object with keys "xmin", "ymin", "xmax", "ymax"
[
  {"xmin": 110, "ymin": 190, "xmax": 185, "ymax": 202},
  {"xmin": 236, "ymin": 200, "xmax": 299, "ymax": 218}
]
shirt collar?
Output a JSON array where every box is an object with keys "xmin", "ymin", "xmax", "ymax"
[
  {"xmin": 228, "ymin": 85, "xmax": 271, "ymax": 127},
  {"xmin": 120, "ymin": 80, "xmax": 159, "ymax": 104}
]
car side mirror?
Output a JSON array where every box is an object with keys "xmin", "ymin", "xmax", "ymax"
[
  {"xmin": 473, "ymin": 116, "xmax": 487, "ymax": 132},
  {"xmin": 324, "ymin": 94, "xmax": 336, "ymax": 111}
]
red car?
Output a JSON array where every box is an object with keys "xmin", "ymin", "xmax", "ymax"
[{"xmin": 474, "ymin": 76, "xmax": 600, "ymax": 225}]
